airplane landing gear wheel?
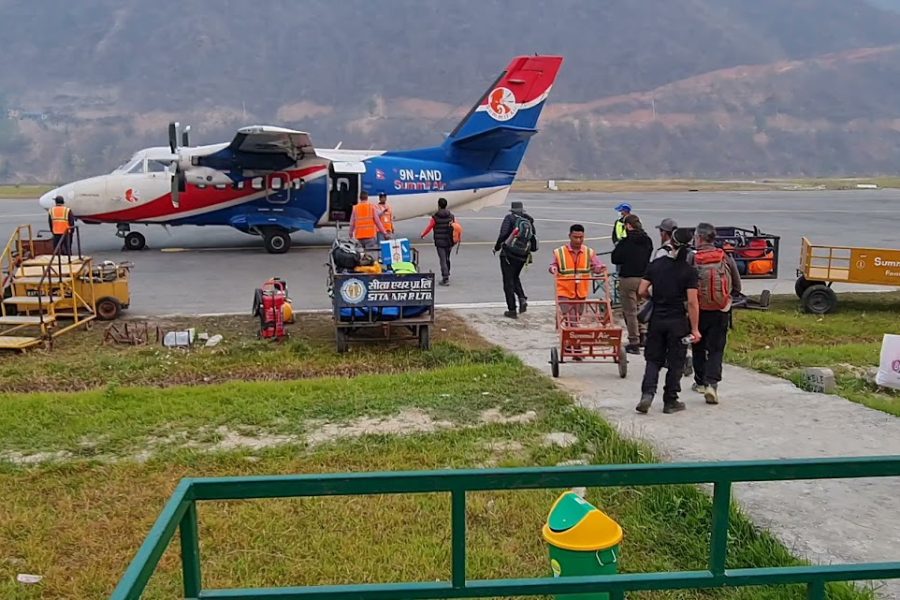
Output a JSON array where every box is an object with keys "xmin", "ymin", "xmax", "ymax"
[
  {"xmin": 263, "ymin": 229, "xmax": 291, "ymax": 254},
  {"xmin": 124, "ymin": 232, "xmax": 146, "ymax": 251}
]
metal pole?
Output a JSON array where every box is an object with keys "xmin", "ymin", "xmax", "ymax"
[
  {"xmin": 451, "ymin": 490, "xmax": 466, "ymax": 589},
  {"xmin": 708, "ymin": 481, "xmax": 732, "ymax": 576},
  {"xmin": 179, "ymin": 501, "xmax": 202, "ymax": 598}
]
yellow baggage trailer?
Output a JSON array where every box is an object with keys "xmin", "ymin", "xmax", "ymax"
[{"xmin": 795, "ymin": 237, "xmax": 900, "ymax": 314}]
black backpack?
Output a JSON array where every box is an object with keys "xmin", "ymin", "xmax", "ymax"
[{"xmin": 503, "ymin": 215, "xmax": 534, "ymax": 258}]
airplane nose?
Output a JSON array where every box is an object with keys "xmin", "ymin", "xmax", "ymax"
[{"xmin": 38, "ymin": 191, "xmax": 55, "ymax": 210}]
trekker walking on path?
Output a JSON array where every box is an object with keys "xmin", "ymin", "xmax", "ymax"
[
  {"xmin": 611, "ymin": 214, "xmax": 653, "ymax": 353},
  {"xmin": 494, "ymin": 201, "xmax": 537, "ymax": 319},
  {"xmin": 688, "ymin": 222, "xmax": 742, "ymax": 405},
  {"xmin": 420, "ymin": 197, "xmax": 455, "ymax": 285},
  {"xmin": 636, "ymin": 227, "xmax": 701, "ymax": 415},
  {"xmin": 653, "ymin": 218, "xmax": 678, "ymax": 259}
]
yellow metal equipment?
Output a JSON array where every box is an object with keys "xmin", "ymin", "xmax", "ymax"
[
  {"xmin": 795, "ymin": 237, "xmax": 900, "ymax": 314},
  {"xmin": 0, "ymin": 225, "xmax": 130, "ymax": 350}
]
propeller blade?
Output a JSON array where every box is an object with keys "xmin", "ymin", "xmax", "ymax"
[
  {"xmin": 182, "ymin": 125, "xmax": 191, "ymax": 147},
  {"xmin": 168, "ymin": 121, "xmax": 178, "ymax": 154},
  {"xmin": 170, "ymin": 165, "xmax": 186, "ymax": 208}
]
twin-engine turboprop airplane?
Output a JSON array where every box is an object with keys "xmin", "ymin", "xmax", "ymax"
[{"xmin": 39, "ymin": 55, "xmax": 563, "ymax": 253}]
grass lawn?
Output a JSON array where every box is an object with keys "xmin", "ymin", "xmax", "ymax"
[
  {"xmin": 0, "ymin": 315, "xmax": 876, "ymax": 599},
  {"xmin": 728, "ymin": 292, "xmax": 900, "ymax": 416},
  {"xmin": 0, "ymin": 184, "xmax": 55, "ymax": 199}
]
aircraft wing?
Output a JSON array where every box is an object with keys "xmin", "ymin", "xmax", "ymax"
[
  {"xmin": 228, "ymin": 126, "xmax": 315, "ymax": 161},
  {"xmin": 196, "ymin": 126, "xmax": 317, "ymax": 172}
]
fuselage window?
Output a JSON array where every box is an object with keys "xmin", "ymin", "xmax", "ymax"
[
  {"xmin": 233, "ymin": 181, "xmax": 245, "ymax": 190},
  {"xmin": 196, "ymin": 183, "xmax": 207, "ymax": 189},
  {"xmin": 215, "ymin": 183, "xmax": 227, "ymax": 189},
  {"xmin": 251, "ymin": 177, "xmax": 264, "ymax": 190}
]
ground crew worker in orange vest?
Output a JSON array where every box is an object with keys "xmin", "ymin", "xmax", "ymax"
[
  {"xmin": 349, "ymin": 191, "xmax": 389, "ymax": 250},
  {"xmin": 375, "ymin": 191, "xmax": 394, "ymax": 243},
  {"xmin": 550, "ymin": 224, "xmax": 606, "ymax": 325},
  {"xmin": 48, "ymin": 195, "xmax": 75, "ymax": 255}
]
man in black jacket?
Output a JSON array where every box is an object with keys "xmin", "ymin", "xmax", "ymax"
[
  {"xmin": 493, "ymin": 201, "xmax": 537, "ymax": 318},
  {"xmin": 420, "ymin": 197, "xmax": 456, "ymax": 285},
  {"xmin": 611, "ymin": 214, "xmax": 653, "ymax": 353}
]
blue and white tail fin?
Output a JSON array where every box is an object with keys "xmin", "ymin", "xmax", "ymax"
[{"xmin": 442, "ymin": 55, "xmax": 563, "ymax": 172}]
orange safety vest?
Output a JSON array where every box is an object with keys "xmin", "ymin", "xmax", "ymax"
[
  {"xmin": 377, "ymin": 203, "xmax": 394, "ymax": 233},
  {"xmin": 554, "ymin": 245, "xmax": 596, "ymax": 299},
  {"xmin": 50, "ymin": 205, "xmax": 71, "ymax": 235},
  {"xmin": 353, "ymin": 202, "xmax": 377, "ymax": 239}
]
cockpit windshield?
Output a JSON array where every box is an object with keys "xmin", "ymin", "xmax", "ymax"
[{"xmin": 112, "ymin": 156, "xmax": 143, "ymax": 174}]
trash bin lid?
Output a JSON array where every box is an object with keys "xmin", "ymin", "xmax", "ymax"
[{"xmin": 542, "ymin": 492, "xmax": 623, "ymax": 551}]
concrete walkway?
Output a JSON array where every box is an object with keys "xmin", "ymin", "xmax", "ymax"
[{"xmin": 458, "ymin": 306, "xmax": 900, "ymax": 599}]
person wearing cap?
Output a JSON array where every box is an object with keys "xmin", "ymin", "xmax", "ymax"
[
  {"xmin": 635, "ymin": 227, "xmax": 701, "ymax": 415},
  {"xmin": 654, "ymin": 218, "xmax": 678, "ymax": 259},
  {"xmin": 612, "ymin": 202, "xmax": 632, "ymax": 245},
  {"xmin": 349, "ymin": 191, "xmax": 389, "ymax": 250},
  {"xmin": 375, "ymin": 192, "xmax": 394, "ymax": 243},
  {"xmin": 611, "ymin": 214, "xmax": 653, "ymax": 353},
  {"xmin": 493, "ymin": 200, "xmax": 538, "ymax": 318},
  {"xmin": 48, "ymin": 195, "xmax": 75, "ymax": 255}
]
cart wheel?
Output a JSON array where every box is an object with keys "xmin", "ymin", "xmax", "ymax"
[
  {"xmin": 794, "ymin": 275, "xmax": 817, "ymax": 299},
  {"xmin": 801, "ymin": 284, "xmax": 837, "ymax": 315},
  {"xmin": 618, "ymin": 344, "xmax": 628, "ymax": 378},
  {"xmin": 550, "ymin": 347, "xmax": 560, "ymax": 378},
  {"xmin": 335, "ymin": 328, "xmax": 349, "ymax": 353},
  {"xmin": 96, "ymin": 297, "xmax": 121, "ymax": 321},
  {"xmin": 418, "ymin": 325, "xmax": 431, "ymax": 350}
]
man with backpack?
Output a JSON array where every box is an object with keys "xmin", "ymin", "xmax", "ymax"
[
  {"xmin": 420, "ymin": 197, "xmax": 456, "ymax": 285},
  {"xmin": 688, "ymin": 222, "xmax": 742, "ymax": 405},
  {"xmin": 493, "ymin": 201, "xmax": 537, "ymax": 319}
]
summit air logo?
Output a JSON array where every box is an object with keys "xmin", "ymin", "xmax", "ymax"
[{"xmin": 486, "ymin": 87, "xmax": 517, "ymax": 121}]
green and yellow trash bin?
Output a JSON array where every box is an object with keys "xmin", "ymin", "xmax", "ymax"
[{"xmin": 542, "ymin": 491, "xmax": 623, "ymax": 600}]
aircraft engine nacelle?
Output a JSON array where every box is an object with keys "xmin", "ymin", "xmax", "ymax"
[{"xmin": 182, "ymin": 166, "xmax": 236, "ymax": 187}]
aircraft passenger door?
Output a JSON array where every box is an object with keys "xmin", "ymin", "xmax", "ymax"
[
  {"xmin": 266, "ymin": 172, "xmax": 291, "ymax": 204},
  {"xmin": 327, "ymin": 161, "xmax": 366, "ymax": 223}
]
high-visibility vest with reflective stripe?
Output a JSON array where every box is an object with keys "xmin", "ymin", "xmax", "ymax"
[
  {"xmin": 353, "ymin": 202, "xmax": 377, "ymax": 239},
  {"xmin": 614, "ymin": 219, "xmax": 626, "ymax": 244},
  {"xmin": 377, "ymin": 203, "xmax": 394, "ymax": 233},
  {"xmin": 50, "ymin": 205, "xmax": 71, "ymax": 235},
  {"xmin": 554, "ymin": 245, "xmax": 595, "ymax": 299}
]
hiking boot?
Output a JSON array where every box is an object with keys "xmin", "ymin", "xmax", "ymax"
[
  {"xmin": 691, "ymin": 382, "xmax": 707, "ymax": 394},
  {"xmin": 704, "ymin": 384, "xmax": 719, "ymax": 405},
  {"xmin": 635, "ymin": 393, "xmax": 654, "ymax": 414},
  {"xmin": 439, "ymin": 278, "xmax": 449, "ymax": 286},
  {"xmin": 625, "ymin": 344, "xmax": 640, "ymax": 355},
  {"xmin": 663, "ymin": 401, "xmax": 686, "ymax": 414},
  {"xmin": 518, "ymin": 300, "xmax": 528, "ymax": 313},
  {"xmin": 504, "ymin": 310, "xmax": 517, "ymax": 319}
]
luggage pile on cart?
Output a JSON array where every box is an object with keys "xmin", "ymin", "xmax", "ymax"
[{"xmin": 327, "ymin": 237, "xmax": 435, "ymax": 352}]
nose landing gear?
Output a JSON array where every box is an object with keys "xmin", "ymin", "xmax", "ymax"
[{"xmin": 117, "ymin": 224, "xmax": 147, "ymax": 251}]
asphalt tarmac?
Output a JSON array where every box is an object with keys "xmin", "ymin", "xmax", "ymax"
[{"xmin": 1, "ymin": 190, "xmax": 897, "ymax": 315}]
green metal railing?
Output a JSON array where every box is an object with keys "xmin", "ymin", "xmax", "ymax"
[{"xmin": 111, "ymin": 456, "xmax": 900, "ymax": 600}]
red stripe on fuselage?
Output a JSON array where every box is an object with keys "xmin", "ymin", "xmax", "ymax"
[{"xmin": 87, "ymin": 165, "xmax": 327, "ymax": 222}]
